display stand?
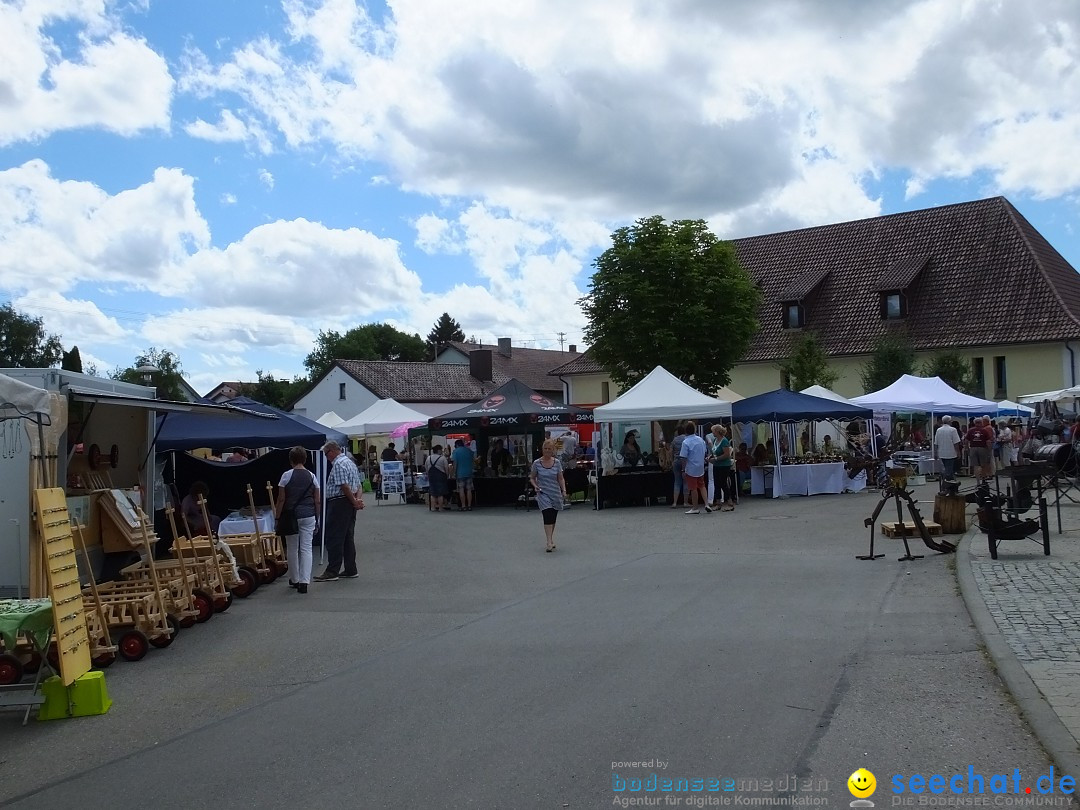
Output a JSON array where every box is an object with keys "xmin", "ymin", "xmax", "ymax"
[
  {"xmin": 0, "ymin": 599, "xmax": 54, "ymax": 724},
  {"xmin": 378, "ymin": 461, "xmax": 406, "ymax": 505}
]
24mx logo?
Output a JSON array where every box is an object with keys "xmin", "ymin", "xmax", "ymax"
[{"xmin": 438, "ymin": 419, "xmax": 469, "ymax": 428}]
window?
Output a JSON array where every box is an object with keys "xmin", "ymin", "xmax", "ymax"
[
  {"xmin": 339, "ymin": 382, "xmax": 347, "ymax": 400},
  {"xmin": 972, "ymin": 357, "xmax": 985, "ymax": 397},
  {"xmin": 601, "ymin": 381, "xmax": 611, "ymax": 404},
  {"xmin": 994, "ymin": 356, "xmax": 1007, "ymax": 399},
  {"xmin": 782, "ymin": 302, "xmax": 804, "ymax": 329},
  {"xmin": 880, "ymin": 291, "xmax": 905, "ymax": 319}
]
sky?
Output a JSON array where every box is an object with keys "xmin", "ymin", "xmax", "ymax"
[{"xmin": 2, "ymin": 0, "xmax": 1080, "ymax": 396}]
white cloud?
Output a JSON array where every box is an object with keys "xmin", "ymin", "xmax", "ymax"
[
  {"xmin": 258, "ymin": 168, "xmax": 274, "ymax": 189},
  {"xmin": 13, "ymin": 290, "xmax": 131, "ymax": 347},
  {"xmin": 184, "ymin": 109, "xmax": 271, "ymax": 153},
  {"xmin": 413, "ymin": 214, "xmax": 459, "ymax": 254},
  {"xmin": 0, "ymin": 160, "xmax": 210, "ymax": 295},
  {"xmin": 0, "ymin": 1, "xmax": 173, "ymax": 146},
  {"xmin": 220, "ymin": 192, "xmax": 237, "ymax": 205}
]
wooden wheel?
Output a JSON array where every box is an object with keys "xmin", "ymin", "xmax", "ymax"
[
  {"xmin": 191, "ymin": 589, "xmax": 214, "ymax": 623},
  {"xmin": 0, "ymin": 653, "xmax": 24, "ymax": 685},
  {"xmin": 118, "ymin": 630, "xmax": 149, "ymax": 661},
  {"xmin": 232, "ymin": 566, "xmax": 259, "ymax": 598}
]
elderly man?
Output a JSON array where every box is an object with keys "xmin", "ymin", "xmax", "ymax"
[
  {"xmin": 934, "ymin": 416, "xmax": 962, "ymax": 482},
  {"xmin": 964, "ymin": 417, "xmax": 995, "ymax": 482},
  {"xmin": 314, "ymin": 440, "xmax": 364, "ymax": 582}
]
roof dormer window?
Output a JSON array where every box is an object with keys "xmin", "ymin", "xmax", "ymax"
[
  {"xmin": 880, "ymin": 291, "xmax": 905, "ymax": 320},
  {"xmin": 782, "ymin": 301, "xmax": 805, "ymax": 330}
]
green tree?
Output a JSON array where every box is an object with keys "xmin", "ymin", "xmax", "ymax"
[
  {"xmin": 426, "ymin": 312, "xmax": 466, "ymax": 356},
  {"xmin": 304, "ymin": 323, "xmax": 428, "ymax": 379},
  {"xmin": 61, "ymin": 345, "xmax": 83, "ymax": 373},
  {"xmin": 111, "ymin": 348, "xmax": 188, "ymax": 401},
  {"xmin": 778, "ymin": 332, "xmax": 839, "ymax": 391},
  {"xmin": 0, "ymin": 303, "xmax": 63, "ymax": 368},
  {"xmin": 579, "ymin": 216, "xmax": 760, "ymax": 392},
  {"xmin": 922, "ymin": 351, "xmax": 977, "ymax": 395},
  {"xmin": 240, "ymin": 371, "xmax": 309, "ymax": 409},
  {"xmin": 860, "ymin": 331, "xmax": 916, "ymax": 394}
]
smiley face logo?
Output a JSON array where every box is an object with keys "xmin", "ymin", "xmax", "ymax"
[{"xmin": 847, "ymin": 768, "xmax": 876, "ymax": 798}]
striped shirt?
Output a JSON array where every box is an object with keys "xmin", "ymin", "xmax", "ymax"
[{"xmin": 326, "ymin": 453, "xmax": 362, "ymax": 499}]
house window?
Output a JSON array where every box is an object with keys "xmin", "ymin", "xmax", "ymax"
[
  {"xmin": 880, "ymin": 291, "xmax": 905, "ymax": 319},
  {"xmin": 601, "ymin": 381, "xmax": 611, "ymax": 404},
  {"xmin": 972, "ymin": 357, "xmax": 985, "ymax": 397},
  {"xmin": 782, "ymin": 302, "xmax": 804, "ymax": 329},
  {"xmin": 994, "ymin": 356, "xmax": 1007, "ymax": 399},
  {"xmin": 339, "ymin": 383, "xmax": 347, "ymax": 400}
]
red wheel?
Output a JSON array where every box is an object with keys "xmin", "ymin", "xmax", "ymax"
[
  {"xmin": 150, "ymin": 615, "xmax": 180, "ymax": 649},
  {"xmin": 273, "ymin": 559, "xmax": 288, "ymax": 577},
  {"xmin": 232, "ymin": 566, "xmax": 258, "ymax": 598},
  {"xmin": 213, "ymin": 592, "xmax": 233, "ymax": 612},
  {"xmin": 0, "ymin": 653, "xmax": 24, "ymax": 685},
  {"xmin": 259, "ymin": 565, "xmax": 274, "ymax": 584},
  {"xmin": 178, "ymin": 613, "xmax": 196, "ymax": 629},
  {"xmin": 91, "ymin": 651, "xmax": 116, "ymax": 669},
  {"xmin": 118, "ymin": 630, "xmax": 149, "ymax": 661},
  {"xmin": 191, "ymin": 589, "xmax": 214, "ymax": 623}
]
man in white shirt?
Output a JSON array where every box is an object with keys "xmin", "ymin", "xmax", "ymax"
[
  {"xmin": 934, "ymin": 416, "xmax": 962, "ymax": 482},
  {"xmin": 678, "ymin": 420, "xmax": 713, "ymax": 515}
]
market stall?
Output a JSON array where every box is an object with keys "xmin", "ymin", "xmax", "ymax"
[
  {"xmin": 733, "ymin": 388, "xmax": 873, "ymax": 499},
  {"xmin": 421, "ymin": 379, "xmax": 594, "ymax": 507},
  {"xmin": 592, "ymin": 366, "xmax": 732, "ymax": 508}
]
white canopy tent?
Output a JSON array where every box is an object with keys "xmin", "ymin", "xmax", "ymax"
[
  {"xmin": 799, "ymin": 385, "xmax": 859, "ymax": 452},
  {"xmin": 851, "ymin": 375, "xmax": 998, "ymax": 413},
  {"xmin": 593, "ymin": 366, "xmax": 732, "ymax": 423},
  {"xmin": 1017, "ymin": 386, "xmax": 1080, "ymax": 405},
  {"xmin": 997, "ymin": 399, "xmax": 1035, "ymax": 416},
  {"xmin": 315, "ymin": 410, "xmax": 344, "ymax": 428},
  {"xmin": 336, "ymin": 398, "xmax": 431, "ymax": 437}
]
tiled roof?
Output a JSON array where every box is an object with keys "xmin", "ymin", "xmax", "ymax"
[
  {"xmin": 446, "ymin": 341, "xmax": 579, "ymax": 392},
  {"xmin": 875, "ymin": 254, "xmax": 929, "ymax": 291},
  {"xmin": 733, "ymin": 197, "xmax": 1080, "ymax": 362},
  {"xmin": 336, "ymin": 360, "xmax": 512, "ymax": 402},
  {"xmin": 776, "ymin": 267, "xmax": 830, "ymax": 302},
  {"xmin": 548, "ymin": 350, "xmax": 605, "ymax": 376}
]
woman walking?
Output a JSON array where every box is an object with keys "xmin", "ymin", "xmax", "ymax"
[
  {"xmin": 530, "ymin": 439, "xmax": 568, "ymax": 552},
  {"xmin": 274, "ymin": 446, "xmax": 321, "ymax": 594}
]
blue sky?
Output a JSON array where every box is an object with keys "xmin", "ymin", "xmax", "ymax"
[{"xmin": 2, "ymin": 0, "xmax": 1079, "ymax": 395}]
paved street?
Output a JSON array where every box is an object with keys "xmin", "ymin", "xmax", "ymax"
[{"xmin": 0, "ymin": 484, "xmax": 1063, "ymax": 809}]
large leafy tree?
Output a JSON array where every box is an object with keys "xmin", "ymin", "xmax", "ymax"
[
  {"xmin": 240, "ymin": 371, "xmax": 309, "ymax": 409},
  {"xmin": 61, "ymin": 345, "xmax": 83, "ymax": 373},
  {"xmin": 304, "ymin": 323, "xmax": 429, "ymax": 379},
  {"xmin": 859, "ymin": 331, "xmax": 916, "ymax": 394},
  {"xmin": 0, "ymin": 303, "xmax": 64, "ymax": 368},
  {"xmin": 778, "ymin": 332, "xmax": 838, "ymax": 391},
  {"xmin": 922, "ymin": 351, "xmax": 977, "ymax": 395},
  {"xmin": 427, "ymin": 312, "xmax": 466, "ymax": 356},
  {"xmin": 579, "ymin": 216, "xmax": 760, "ymax": 392},
  {"xmin": 111, "ymin": 348, "xmax": 189, "ymax": 401}
]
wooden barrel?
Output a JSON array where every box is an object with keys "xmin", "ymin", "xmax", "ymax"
[{"xmin": 934, "ymin": 494, "xmax": 968, "ymax": 533}]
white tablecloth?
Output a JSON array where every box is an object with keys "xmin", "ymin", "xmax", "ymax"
[
  {"xmin": 219, "ymin": 508, "xmax": 275, "ymax": 537},
  {"xmin": 751, "ymin": 463, "xmax": 849, "ymax": 497}
]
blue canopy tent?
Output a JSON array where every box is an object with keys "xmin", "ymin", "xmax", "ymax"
[
  {"xmin": 156, "ymin": 396, "xmax": 344, "ymax": 451},
  {"xmin": 732, "ymin": 389, "xmax": 874, "ymax": 498}
]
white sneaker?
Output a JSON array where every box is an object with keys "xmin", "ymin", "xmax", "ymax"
[{"xmin": 685, "ymin": 508, "xmax": 700, "ymax": 514}]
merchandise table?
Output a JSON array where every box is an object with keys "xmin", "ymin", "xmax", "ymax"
[
  {"xmin": 595, "ymin": 469, "xmax": 672, "ymax": 508},
  {"xmin": 219, "ymin": 508, "xmax": 275, "ymax": 537},
  {"xmin": 751, "ymin": 462, "xmax": 848, "ymax": 497},
  {"xmin": 0, "ymin": 598, "xmax": 54, "ymax": 723}
]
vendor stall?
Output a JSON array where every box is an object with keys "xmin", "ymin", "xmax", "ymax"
[{"xmin": 733, "ymin": 388, "xmax": 873, "ymax": 499}]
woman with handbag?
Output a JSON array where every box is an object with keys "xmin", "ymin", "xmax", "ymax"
[{"xmin": 275, "ymin": 446, "xmax": 321, "ymax": 593}]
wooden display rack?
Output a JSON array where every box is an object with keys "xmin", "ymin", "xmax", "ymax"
[{"xmin": 32, "ymin": 488, "xmax": 92, "ymax": 686}]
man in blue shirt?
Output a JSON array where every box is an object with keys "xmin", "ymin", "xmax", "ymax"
[
  {"xmin": 679, "ymin": 421, "xmax": 713, "ymax": 515},
  {"xmin": 450, "ymin": 439, "xmax": 475, "ymax": 511}
]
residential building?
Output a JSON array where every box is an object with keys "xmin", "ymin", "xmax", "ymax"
[
  {"xmin": 436, "ymin": 338, "xmax": 578, "ymax": 402},
  {"xmin": 204, "ymin": 382, "xmax": 244, "ymax": 403},
  {"xmin": 289, "ymin": 351, "xmax": 510, "ymax": 421},
  {"xmin": 548, "ymin": 351, "xmax": 622, "ymax": 407}
]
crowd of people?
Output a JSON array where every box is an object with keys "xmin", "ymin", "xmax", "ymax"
[{"xmin": 933, "ymin": 415, "xmax": 1024, "ymax": 483}]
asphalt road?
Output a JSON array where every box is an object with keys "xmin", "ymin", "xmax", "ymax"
[{"xmin": 0, "ymin": 486, "xmax": 1054, "ymax": 808}]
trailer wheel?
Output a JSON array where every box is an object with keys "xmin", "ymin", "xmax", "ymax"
[
  {"xmin": 91, "ymin": 651, "xmax": 116, "ymax": 669},
  {"xmin": 191, "ymin": 589, "xmax": 214, "ymax": 623},
  {"xmin": 232, "ymin": 566, "xmax": 259, "ymax": 598},
  {"xmin": 118, "ymin": 630, "xmax": 149, "ymax": 661},
  {"xmin": 0, "ymin": 653, "xmax": 24, "ymax": 685}
]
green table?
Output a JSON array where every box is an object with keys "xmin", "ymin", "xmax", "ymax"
[{"xmin": 0, "ymin": 599, "xmax": 53, "ymax": 651}]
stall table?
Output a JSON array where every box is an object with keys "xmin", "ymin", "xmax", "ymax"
[
  {"xmin": 751, "ymin": 462, "xmax": 848, "ymax": 497},
  {"xmin": 218, "ymin": 508, "xmax": 275, "ymax": 537},
  {"xmin": 596, "ymin": 469, "xmax": 673, "ymax": 508},
  {"xmin": 0, "ymin": 598, "xmax": 54, "ymax": 722}
]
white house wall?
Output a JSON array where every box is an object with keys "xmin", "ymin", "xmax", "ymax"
[{"xmin": 292, "ymin": 366, "xmax": 379, "ymax": 421}]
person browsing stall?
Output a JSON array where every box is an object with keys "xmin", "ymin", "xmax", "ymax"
[
  {"xmin": 679, "ymin": 421, "xmax": 712, "ymax": 515},
  {"xmin": 274, "ymin": 446, "xmax": 321, "ymax": 594},
  {"xmin": 314, "ymin": 441, "xmax": 363, "ymax": 583},
  {"xmin": 450, "ymin": 439, "xmax": 475, "ymax": 511}
]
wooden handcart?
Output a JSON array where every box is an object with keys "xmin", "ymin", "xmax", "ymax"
[
  {"xmin": 164, "ymin": 506, "xmax": 232, "ymax": 613},
  {"xmin": 171, "ymin": 495, "xmax": 262, "ymax": 598}
]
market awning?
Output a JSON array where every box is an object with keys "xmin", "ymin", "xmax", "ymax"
[{"xmin": 66, "ymin": 387, "xmax": 268, "ymax": 417}]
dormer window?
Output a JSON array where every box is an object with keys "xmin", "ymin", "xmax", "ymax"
[
  {"xmin": 880, "ymin": 291, "xmax": 906, "ymax": 320},
  {"xmin": 782, "ymin": 301, "xmax": 805, "ymax": 329}
]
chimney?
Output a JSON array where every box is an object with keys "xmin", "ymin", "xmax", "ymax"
[
  {"xmin": 469, "ymin": 349, "xmax": 493, "ymax": 381},
  {"xmin": 497, "ymin": 337, "xmax": 512, "ymax": 357},
  {"xmin": 568, "ymin": 344, "xmax": 577, "ymax": 353}
]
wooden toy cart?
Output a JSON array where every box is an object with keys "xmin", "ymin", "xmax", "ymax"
[
  {"xmin": 208, "ymin": 489, "xmax": 276, "ymax": 587},
  {"xmin": 163, "ymin": 507, "xmax": 232, "ymax": 613},
  {"xmin": 72, "ymin": 522, "xmax": 119, "ymax": 668},
  {"xmin": 263, "ymin": 482, "xmax": 290, "ymax": 578},
  {"xmin": 170, "ymin": 496, "xmax": 262, "ymax": 598}
]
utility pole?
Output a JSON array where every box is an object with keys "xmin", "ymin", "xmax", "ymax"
[{"xmin": 556, "ymin": 331, "xmax": 566, "ymax": 351}]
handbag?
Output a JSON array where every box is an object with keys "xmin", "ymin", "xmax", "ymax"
[{"xmin": 277, "ymin": 473, "xmax": 314, "ymax": 537}]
